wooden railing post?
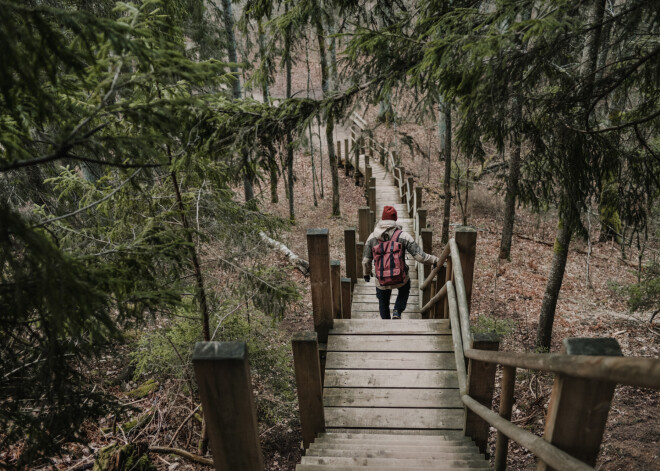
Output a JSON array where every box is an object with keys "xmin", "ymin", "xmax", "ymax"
[
  {"xmin": 341, "ymin": 277, "xmax": 352, "ymax": 319},
  {"xmin": 365, "ymin": 167, "xmax": 372, "ymax": 199},
  {"xmin": 495, "ymin": 365, "xmax": 517, "ymax": 471},
  {"xmin": 455, "ymin": 226, "xmax": 477, "ymax": 311},
  {"xmin": 415, "ymin": 186, "xmax": 423, "ymax": 211},
  {"xmin": 365, "ymin": 155, "xmax": 370, "ymax": 169},
  {"xmin": 368, "ymin": 187, "xmax": 376, "ymax": 220},
  {"xmin": 358, "ymin": 207, "xmax": 371, "ymax": 243},
  {"xmin": 442, "ymin": 256, "xmax": 453, "ymax": 319},
  {"xmin": 354, "ymin": 143, "xmax": 360, "ymax": 185},
  {"xmin": 193, "ymin": 342, "xmax": 264, "ymax": 471},
  {"xmin": 538, "ymin": 338, "xmax": 623, "ymax": 471},
  {"xmin": 421, "ymin": 228, "xmax": 433, "ymax": 316},
  {"xmin": 407, "ymin": 177, "xmax": 414, "ymax": 210},
  {"xmin": 330, "ymin": 260, "xmax": 341, "ymax": 319},
  {"xmin": 435, "ymin": 264, "xmax": 446, "ymax": 319},
  {"xmin": 416, "ymin": 208, "xmax": 427, "ymax": 235},
  {"xmin": 306, "ymin": 229, "xmax": 333, "ymax": 343},
  {"xmin": 356, "ymin": 241, "xmax": 364, "ymax": 278},
  {"xmin": 344, "ymin": 228, "xmax": 357, "ymax": 287},
  {"xmin": 465, "ymin": 333, "xmax": 501, "ymax": 457},
  {"xmin": 292, "ymin": 332, "xmax": 325, "ymax": 449},
  {"xmin": 344, "ymin": 139, "xmax": 350, "ymax": 176}
]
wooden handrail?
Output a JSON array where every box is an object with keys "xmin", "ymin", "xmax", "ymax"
[
  {"xmin": 447, "ymin": 281, "xmax": 467, "ymax": 395},
  {"xmin": 449, "ymin": 239, "xmax": 472, "ymax": 349},
  {"xmin": 420, "ymin": 283, "xmax": 447, "ymax": 315},
  {"xmin": 420, "ymin": 243, "xmax": 451, "ymax": 289},
  {"xmin": 464, "ymin": 348, "xmax": 660, "ymax": 390},
  {"xmin": 461, "ymin": 395, "xmax": 594, "ymax": 471}
]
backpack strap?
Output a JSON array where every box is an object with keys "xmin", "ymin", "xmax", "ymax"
[{"xmin": 389, "ymin": 230, "xmax": 402, "ymax": 279}]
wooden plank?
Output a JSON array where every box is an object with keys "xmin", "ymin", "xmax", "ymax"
[
  {"xmin": 344, "ymin": 228, "xmax": 357, "ymax": 285},
  {"xmin": 323, "ymin": 387, "xmax": 462, "ymax": 408},
  {"xmin": 350, "ymin": 303, "xmax": 421, "ymax": 313},
  {"xmin": 324, "ymin": 369, "xmax": 459, "ymax": 388},
  {"xmin": 317, "ymin": 431, "xmax": 465, "ymax": 439},
  {"xmin": 298, "ymin": 461, "xmax": 489, "ymax": 470},
  {"xmin": 324, "ymin": 407, "xmax": 465, "ymax": 429},
  {"xmin": 325, "ymin": 351, "xmax": 456, "ymax": 370},
  {"xmin": 351, "ymin": 294, "xmax": 419, "ymax": 304},
  {"xmin": 305, "ymin": 449, "xmax": 481, "ymax": 460},
  {"xmin": 330, "ymin": 319, "xmax": 449, "ymax": 334},
  {"xmin": 328, "ymin": 335, "xmax": 453, "ymax": 352}
]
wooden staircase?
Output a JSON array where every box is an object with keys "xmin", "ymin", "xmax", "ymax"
[{"xmin": 295, "ymin": 140, "xmax": 491, "ymax": 469}]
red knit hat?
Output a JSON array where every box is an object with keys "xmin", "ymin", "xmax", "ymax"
[{"xmin": 382, "ymin": 206, "xmax": 397, "ymax": 221}]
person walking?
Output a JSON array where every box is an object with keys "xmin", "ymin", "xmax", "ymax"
[{"xmin": 362, "ymin": 205, "xmax": 439, "ymax": 319}]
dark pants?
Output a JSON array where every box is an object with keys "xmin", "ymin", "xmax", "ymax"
[{"xmin": 375, "ymin": 279, "xmax": 411, "ymax": 319}]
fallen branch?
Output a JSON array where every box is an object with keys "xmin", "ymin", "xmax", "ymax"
[
  {"xmin": 168, "ymin": 404, "xmax": 201, "ymax": 446},
  {"xmin": 259, "ymin": 231, "xmax": 310, "ymax": 276},
  {"xmin": 150, "ymin": 446, "xmax": 213, "ymax": 466}
]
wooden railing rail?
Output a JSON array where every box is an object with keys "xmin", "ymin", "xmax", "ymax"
[{"xmin": 464, "ymin": 348, "xmax": 660, "ymax": 389}]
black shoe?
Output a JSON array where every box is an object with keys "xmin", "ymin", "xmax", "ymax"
[{"xmin": 392, "ymin": 310, "xmax": 401, "ymax": 320}]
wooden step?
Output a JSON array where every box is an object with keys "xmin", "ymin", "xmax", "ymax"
[
  {"xmin": 297, "ymin": 466, "xmax": 491, "ymax": 471},
  {"xmin": 324, "ymin": 369, "xmax": 459, "ymax": 388},
  {"xmin": 327, "ymin": 335, "xmax": 454, "ymax": 352},
  {"xmin": 300, "ymin": 457, "xmax": 488, "ymax": 468},
  {"xmin": 305, "ymin": 449, "xmax": 483, "ymax": 460},
  {"xmin": 317, "ymin": 431, "xmax": 466, "ymax": 440},
  {"xmin": 330, "ymin": 319, "xmax": 450, "ymax": 334},
  {"xmin": 324, "ymin": 407, "xmax": 464, "ymax": 429},
  {"xmin": 323, "ymin": 387, "xmax": 462, "ymax": 408},
  {"xmin": 325, "ymin": 351, "xmax": 457, "ymax": 370}
]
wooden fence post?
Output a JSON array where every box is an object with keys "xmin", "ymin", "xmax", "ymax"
[
  {"xmin": 435, "ymin": 265, "xmax": 446, "ymax": 319},
  {"xmin": 341, "ymin": 277, "xmax": 352, "ymax": 319},
  {"xmin": 365, "ymin": 166, "xmax": 372, "ymax": 198},
  {"xmin": 365, "ymin": 155, "xmax": 370, "ymax": 169},
  {"xmin": 306, "ymin": 229, "xmax": 333, "ymax": 343},
  {"xmin": 538, "ymin": 338, "xmax": 623, "ymax": 471},
  {"xmin": 442, "ymin": 256, "xmax": 453, "ymax": 319},
  {"xmin": 193, "ymin": 342, "xmax": 264, "ymax": 471},
  {"xmin": 416, "ymin": 208, "xmax": 427, "ymax": 235},
  {"xmin": 455, "ymin": 226, "xmax": 477, "ymax": 311},
  {"xmin": 465, "ymin": 333, "xmax": 500, "ymax": 457},
  {"xmin": 292, "ymin": 332, "xmax": 325, "ymax": 449},
  {"xmin": 415, "ymin": 186, "xmax": 423, "ymax": 211},
  {"xmin": 356, "ymin": 241, "xmax": 364, "ymax": 278},
  {"xmin": 344, "ymin": 228, "xmax": 357, "ymax": 287},
  {"xmin": 358, "ymin": 207, "xmax": 371, "ymax": 243},
  {"xmin": 407, "ymin": 176, "xmax": 414, "ymax": 203},
  {"xmin": 368, "ymin": 187, "xmax": 376, "ymax": 219},
  {"xmin": 421, "ymin": 229, "xmax": 433, "ymax": 317},
  {"xmin": 354, "ymin": 143, "xmax": 360, "ymax": 185},
  {"xmin": 344, "ymin": 139, "xmax": 350, "ymax": 176},
  {"xmin": 330, "ymin": 260, "xmax": 341, "ymax": 319},
  {"xmin": 495, "ymin": 365, "xmax": 517, "ymax": 471}
]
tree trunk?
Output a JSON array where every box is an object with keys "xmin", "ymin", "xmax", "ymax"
[
  {"xmin": 536, "ymin": 220, "xmax": 572, "ymax": 351},
  {"xmin": 536, "ymin": 0, "xmax": 606, "ymax": 350},
  {"xmin": 258, "ymin": 19, "xmax": 278, "ymax": 204},
  {"xmin": 440, "ymin": 102, "xmax": 452, "ymax": 245},
  {"xmin": 499, "ymin": 98, "xmax": 522, "ymax": 260},
  {"xmin": 305, "ymin": 38, "xmax": 318, "ymax": 207},
  {"xmin": 315, "ymin": 15, "xmax": 340, "ymax": 216},
  {"xmin": 222, "ymin": 0, "xmax": 253, "ymax": 203},
  {"xmin": 284, "ymin": 6, "xmax": 295, "ymax": 221}
]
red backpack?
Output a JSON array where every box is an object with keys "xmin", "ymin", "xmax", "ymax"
[{"xmin": 372, "ymin": 229, "xmax": 406, "ymax": 286}]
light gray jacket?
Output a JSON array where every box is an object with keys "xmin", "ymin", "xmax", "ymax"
[{"xmin": 362, "ymin": 219, "xmax": 438, "ymax": 290}]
